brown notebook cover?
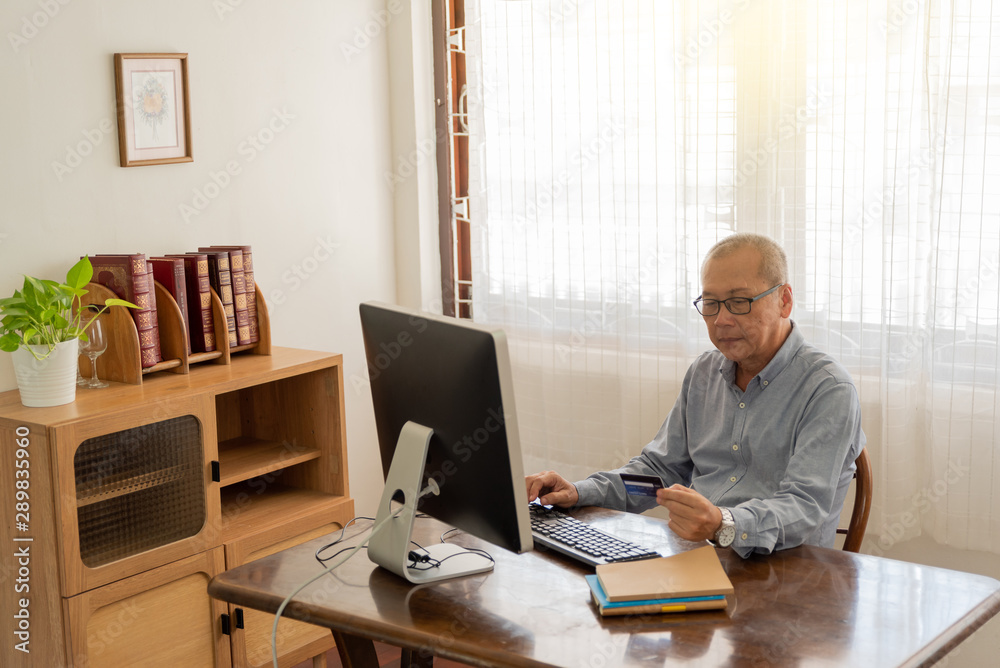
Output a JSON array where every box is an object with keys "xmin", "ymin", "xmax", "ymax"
[
  {"xmin": 595, "ymin": 545, "xmax": 734, "ymax": 603},
  {"xmin": 207, "ymin": 245, "xmax": 258, "ymax": 343},
  {"xmin": 149, "ymin": 257, "xmax": 191, "ymax": 355},
  {"xmin": 164, "ymin": 254, "xmax": 216, "ymax": 353},
  {"xmin": 200, "ymin": 247, "xmax": 250, "ymax": 345},
  {"xmin": 196, "ymin": 250, "xmax": 237, "ymax": 347},
  {"xmin": 89, "ymin": 254, "xmax": 161, "ymax": 369}
]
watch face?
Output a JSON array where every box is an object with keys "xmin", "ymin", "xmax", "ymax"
[{"xmin": 717, "ymin": 526, "xmax": 736, "ymax": 547}]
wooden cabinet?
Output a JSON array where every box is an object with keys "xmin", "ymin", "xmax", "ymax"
[
  {"xmin": 0, "ymin": 348, "xmax": 353, "ymax": 667},
  {"xmin": 64, "ymin": 548, "xmax": 231, "ymax": 667}
]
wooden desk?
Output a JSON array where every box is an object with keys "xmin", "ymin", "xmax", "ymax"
[{"xmin": 208, "ymin": 507, "xmax": 1000, "ymax": 667}]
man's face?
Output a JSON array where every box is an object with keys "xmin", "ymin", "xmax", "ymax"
[{"xmin": 700, "ymin": 246, "xmax": 792, "ymax": 373}]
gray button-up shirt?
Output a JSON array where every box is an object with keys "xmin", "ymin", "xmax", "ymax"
[{"xmin": 574, "ymin": 322, "xmax": 866, "ymax": 557}]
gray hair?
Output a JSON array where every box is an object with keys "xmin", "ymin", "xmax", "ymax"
[{"xmin": 702, "ymin": 233, "xmax": 788, "ymax": 286}]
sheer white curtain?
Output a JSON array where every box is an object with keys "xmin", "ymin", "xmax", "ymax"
[{"xmin": 465, "ymin": 0, "xmax": 1000, "ymax": 554}]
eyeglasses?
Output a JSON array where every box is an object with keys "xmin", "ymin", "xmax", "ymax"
[{"xmin": 693, "ymin": 284, "xmax": 784, "ymax": 316}]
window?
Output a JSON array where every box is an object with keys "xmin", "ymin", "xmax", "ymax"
[{"xmin": 450, "ymin": 0, "xmax": 1000, "ymax": 554}]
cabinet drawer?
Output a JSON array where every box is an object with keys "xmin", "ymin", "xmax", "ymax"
[{"xmin": 65, "ymin": 547, "xmax": 231, "ymax": 668}]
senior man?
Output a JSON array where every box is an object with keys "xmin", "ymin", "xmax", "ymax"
[{"xmin": 526, "ymin": 233, "xmax": 865, "ymax": 557}]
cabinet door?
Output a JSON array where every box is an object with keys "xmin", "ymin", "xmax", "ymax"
[
  {"xmin": 225, "ymin": 504, "xmax": 353, "ymax": 668},
  {"xmin": 65, "ymin": 547, "xmax": 231, "ymax": 668},
  {"xmin": 53, "ymin": 393, "xmax": 221, "ymax": 596}
]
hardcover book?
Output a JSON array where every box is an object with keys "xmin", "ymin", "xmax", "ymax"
[
  {"xmin": 88, "ymin": 254, "xmax": 161, "ymax": 368},
  {"xmin": 206, "ymin": 245, "xmax": 258, "ymax": 343},
  {"xmin": 200, "ymin": 247, "xmax": 250, "ymax": 345},
  {"xmin": 197, "ymin": 250, "xmax": 237, "ymax": 347},
  {"xmin": 149, "ymin": 257, "xmax": 191, "ymax": 355},
  {"xmin": 164, "ymin": 253, "xmax": 216, "ymax": 353}
]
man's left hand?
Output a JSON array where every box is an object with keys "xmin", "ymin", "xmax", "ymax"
[{"xmin": 657, "ymin": 484, "xmax": 723, "ymax": 542}]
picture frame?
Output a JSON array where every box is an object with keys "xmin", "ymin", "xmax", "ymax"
[{"xmin": 114, "ymin": 53, "xmax": 193, "ymax": 167}]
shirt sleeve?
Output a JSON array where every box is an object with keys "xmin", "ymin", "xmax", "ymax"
[
  {"xmin": 727, "ymin": 379, "xmax": 863, "ymax": 558},
  {"xmin": 573, "ymin": 367, "xmax": 697, "ymax": 513}
]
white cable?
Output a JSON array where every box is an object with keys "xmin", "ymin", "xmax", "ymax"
[{"xmin": 270, "ymin": 483, "xmax": 439, "ymax": 667}]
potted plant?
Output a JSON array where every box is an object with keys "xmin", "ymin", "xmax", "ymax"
[{"xmin": 0, "ymin": 257, "xmax": 136, "ymax": 407}]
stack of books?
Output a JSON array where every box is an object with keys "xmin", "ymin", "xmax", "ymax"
[
  {"xmin": 88, "ymin": 245, "xmax": 259, "ymax": 366},
  {"xmin": 586, "ymin": 545, "xmax": 733, "ymax": 616}
]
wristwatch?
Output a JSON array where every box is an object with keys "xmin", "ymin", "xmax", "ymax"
[{"xmin": 714, "ymin": 508, "xmax": 736, "ymax": 547}]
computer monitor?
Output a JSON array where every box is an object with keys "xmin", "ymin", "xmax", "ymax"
[{"xmin": 359, "ymin": 302, "xmax": 533, "ymax": 583}]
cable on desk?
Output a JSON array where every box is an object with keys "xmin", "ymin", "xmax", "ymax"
[
  {"xmin": 314, "ymin": 516, "xmax": 374, "ymax": 564},
  {"xmin": 270, "ymin": 486, "xmax": 438, "ymax": 668},
  {"xmin": 438, "ymin": 528, "xmax": 496, "ymax": 567},
  {"xmin": 316, "ymin": 522, "xmax": 430, "ymax": 566}
]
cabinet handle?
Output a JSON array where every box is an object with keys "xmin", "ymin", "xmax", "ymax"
[
  {"xmin": 211, "ymin": 460, "xmax": 221, "ymax": 483},
  {"xmin": 221, "ymin": 613, "xmax": 231, "ymax": 636},
  {"xmin": 235, "ymin": 608, "xmax": 245, "ymax": 629}
]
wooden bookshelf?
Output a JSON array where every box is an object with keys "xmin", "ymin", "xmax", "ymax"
[{"xmin": 80, "ymin": 281, "xmax": 272, "ymax": 385}]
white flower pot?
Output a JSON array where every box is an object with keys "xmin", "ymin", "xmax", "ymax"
[{"xmin": 11, "ymin": 339, "xmax": 79, "ymax": 407}]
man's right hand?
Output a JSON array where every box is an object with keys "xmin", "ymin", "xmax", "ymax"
[{"xmin": 525, "ymin": 471, "xmax": 579, "ymax": 508}]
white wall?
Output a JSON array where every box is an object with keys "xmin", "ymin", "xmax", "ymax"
[{"xmin": 0, "ymin": 0, "xmax": 425, "ymax": 515}]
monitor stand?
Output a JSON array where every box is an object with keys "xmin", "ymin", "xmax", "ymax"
[{"xmin": 368, "ymin": 421, "xmax": 495, "ymax": 584}]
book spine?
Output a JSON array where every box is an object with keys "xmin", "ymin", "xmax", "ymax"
[
  {"xmin": 192, "ymin": 257, "xmax": 216, "ymax": 352},
  {"xmin": 241, "ymin": 247, "xmax": 259, "ymax": 343},
  {"xmin": 205, "ymin": 253, "xmax": 237, "ymax": 347},
  {"xmin": 226, "ymin": 250, "xmax": 251, "ymax": 345},
  {"xmin": 172, "ymin": 260, "xmax": 191, "ymax": 354},
  {"xmin": 167, "ymin": 254, "xmax": 215, "ymax": 353},
  {"xmin": 143, "ymin": 264, "xmax": 162, "ymax": 367},
  {"xmin": 595, "ymin": 596, "xmax": 728, "ymax": 616},
  {"xmin": 89, "ymin": 254, "xmax": 160, "ymax": 369}
]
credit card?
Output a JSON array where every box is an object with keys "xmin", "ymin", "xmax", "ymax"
[{"xmin": 620, "ymin": 473, "xmax": 664, "ymax": 497}]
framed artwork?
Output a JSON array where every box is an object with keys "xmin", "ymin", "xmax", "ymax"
[{"xmin": 114, "ymin": 53, "xmax": 193, "ymax": 167}]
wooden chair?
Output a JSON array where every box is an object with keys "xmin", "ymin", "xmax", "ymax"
[{"xmin": 837, "ymin": 447, "xmax": 873, "ymax": 553}]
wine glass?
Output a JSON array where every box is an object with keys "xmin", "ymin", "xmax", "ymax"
[
  {"xmin": 79, "ymin": 313, "xmax": 109, "ymax": 389},
  {"xmin": 77, "ymin": 306, "xmax": 97, "ymax": 385}
]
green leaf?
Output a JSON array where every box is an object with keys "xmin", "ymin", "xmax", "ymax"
[
  {"xmin": 0, "ymin": 296, "xmax": 26, "ymax": 309},
  {"xmin": 24, "ymin": 275, "xmax": 47, "ymax": 295},
  {"xmin": 21, "ymin": 278, "xmax": 39, "ymax": 308},
  {"xmin": 0, "ymin": 333, "xmax": 20, "ymax": 352},
  {"xmin": 66, "ymin": 257, "xmax": 93, "ymax": 290},
  {"xmin": 21, "ymin": 328, "xmax": 37, "ymax": 344},
  {"xmin": 105, "ymin": 298, "xmax": 139, "ymax": 309}
]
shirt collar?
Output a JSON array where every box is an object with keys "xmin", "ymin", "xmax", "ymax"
[{"xmin": 719, "ymin": 320, "xmax": 803, "ymax": 388}]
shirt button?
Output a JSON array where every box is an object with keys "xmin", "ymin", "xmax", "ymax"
[
  {"xmin": 730, "ymin": 476, "xmax": 737, "ymax": 482},
  {"xmin": 733, "ymin": 444, "xmax": 739, "ymax": 451},
  {"xmin": 742, "ymin": 533, "xmax": 748, "ymax": 540},
  {"xmin": 739, "ymin": 402, "xmax": 746, "ymax": 408},
  {"xmin": 762, "ymin": 380, "xmax": 768, "ymax": 386}
]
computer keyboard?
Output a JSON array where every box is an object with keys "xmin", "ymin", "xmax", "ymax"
[{"xmin": 528, "ymin": 503, "xmax": 661, "ymax": 567}]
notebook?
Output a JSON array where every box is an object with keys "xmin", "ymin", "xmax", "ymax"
[
  {"xmin": 585, "ymin": 574, "xmax": 727, "ymax": 616},
  {"xmin": 595, "ymin": 545, "xmax": 734, "ymax": 603}
]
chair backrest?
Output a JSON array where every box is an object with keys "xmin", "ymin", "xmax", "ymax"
[{"xmin": 837, "ymin": 447, "xmax": 873, "ymax": 553}]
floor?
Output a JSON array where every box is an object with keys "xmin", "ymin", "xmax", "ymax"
[{"xmin": 291, "ymin": 640, "xmax": 475, "ymax": 668}]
